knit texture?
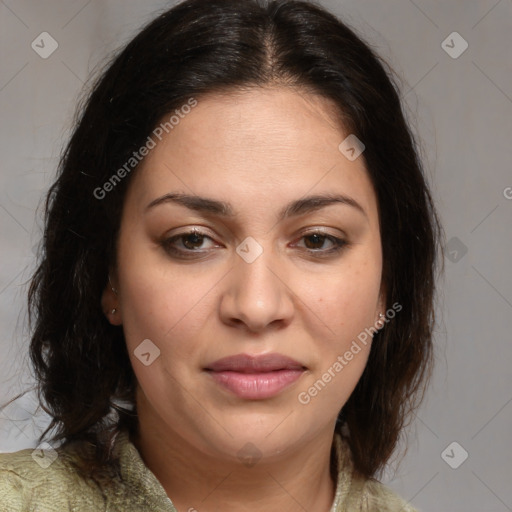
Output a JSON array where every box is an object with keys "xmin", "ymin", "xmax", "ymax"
[{"xmin": 0, "ymin": 430, "xmax": 418, "ymax": 511}]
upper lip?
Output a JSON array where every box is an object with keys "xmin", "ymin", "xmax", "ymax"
[{"xmin": 205, "ymin": 353, "xmax": 306, "ymax": 373}]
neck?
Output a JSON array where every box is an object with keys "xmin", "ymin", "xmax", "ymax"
[{"xmin": 132, "ymin": 409, "xmax": 338, "ymax": 512}]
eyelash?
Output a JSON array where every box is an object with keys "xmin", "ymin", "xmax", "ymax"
[{"xmin": 161, "ymin": 228, "xmax": 348, "ymax": 259}]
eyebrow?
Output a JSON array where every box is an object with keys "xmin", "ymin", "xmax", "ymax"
[{"xmin": 145, "ymin": 192, "xmax": 368, "ymax": 221}]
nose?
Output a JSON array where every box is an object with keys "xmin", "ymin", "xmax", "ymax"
[{"xmin": 219, "ymin": 245, "xmax": 294, "ymax": 332}]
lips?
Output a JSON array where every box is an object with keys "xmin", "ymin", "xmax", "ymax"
[
  {"xmin": 204, "ymin": 353, "xmax": 306, "ymax": 373},
  {"xmin": 204, "ymin": 353, "xmax": 306, "ymax": 399}
]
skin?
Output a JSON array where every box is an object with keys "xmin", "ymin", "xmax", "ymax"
[{"xmin": 102, "ymin": 86, "xmax": 385, "ymax": 512}]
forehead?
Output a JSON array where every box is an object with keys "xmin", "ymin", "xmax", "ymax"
[{"xmin": 125, "ymin": 87, "xmax": 379, "ymax": 225}]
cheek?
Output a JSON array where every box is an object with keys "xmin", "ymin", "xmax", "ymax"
[
  {"xmin": 296, "ymin": 264, "xmax": 380, "ymax": 414},
  {"xmin": 117, "ymin": 245, "xmax": 218, "ymax": 365},
  {"xmin": 305, "ymin": 256, "xmax": 382, "ymax": 339},
  {"xmin": 117, "ymin": 270, "xmax": 214, "ymax": 405}
]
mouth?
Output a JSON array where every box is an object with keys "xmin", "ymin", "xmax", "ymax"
[{"xmin": 204, "ymin": 353, "xmax": 307, "ymax": 400}]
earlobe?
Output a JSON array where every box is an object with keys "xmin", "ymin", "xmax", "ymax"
[
  {"xmin": 107, "ymin": 308, "xmax": 123, "ymax": 326},
  {"xmin": 376, "ymin": 312, "xmax": 386, "ymax": 330},
  {"xmin": 101, "ymin": 276, "xmax": 123, "ymax": 326},
  {"xmin": 375, "ymin": 293, "xmax": 387, "ymax": 330}
]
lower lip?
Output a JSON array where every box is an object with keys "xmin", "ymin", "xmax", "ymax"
[{"xmin": 206, "ymin": 369, "xmax": 305, "ymax": 399}]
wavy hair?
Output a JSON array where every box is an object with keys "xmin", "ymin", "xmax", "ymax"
[{"xmin": 7, "ymin": 0, "xmax": 444, "ymax": 481}]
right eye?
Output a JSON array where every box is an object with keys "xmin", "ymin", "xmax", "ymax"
[{"xmin": 162, "ymin": 228, "xmax": 221, "ymax": 258}]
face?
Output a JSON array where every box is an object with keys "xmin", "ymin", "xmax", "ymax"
[{"xmin": 103, "ymin": 87, "xmax": 385, "ymax": 461}]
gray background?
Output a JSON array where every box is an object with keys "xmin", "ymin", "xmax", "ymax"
[{"xmin": 1, "ymin": 1, "xmax": 511, "ymax": 511}]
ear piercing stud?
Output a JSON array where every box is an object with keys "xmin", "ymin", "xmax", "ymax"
[
  {"xmin": 108, "ymin": 274, "xmax": 118, "ymax": 315},
  {"xmin": 108, "ymin": 275, "xmax": 118, "ymax": 296}
]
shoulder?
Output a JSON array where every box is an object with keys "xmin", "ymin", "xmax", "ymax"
[
  {"xmin": 0, "ymin": 442, "xmax": 110, "ymax": 512},
  {"xmin": 333, "ymin": 433, "xmax": 419, "ymax": 512},
  {"xmin": 351, "ymin": 475, "xmax": 419, "ymax": 512}
]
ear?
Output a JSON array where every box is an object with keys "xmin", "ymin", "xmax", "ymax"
[
  {"xmin": 374, "ymin": 283, "xmax": 387, "ymax": 330},
  {"xmin": 101, "ymin": 272, "xmax": 123, "ymax": 326}
]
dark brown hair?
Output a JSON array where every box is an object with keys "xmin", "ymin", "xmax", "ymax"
[{"xmin": 6, "ymin": 0, "xmax": 444, "ymax": 481}]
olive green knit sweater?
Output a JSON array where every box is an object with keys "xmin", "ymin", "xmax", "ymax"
[{"xmin": 0, "ymin": 430, "xmax": 418, "ymax": 511}]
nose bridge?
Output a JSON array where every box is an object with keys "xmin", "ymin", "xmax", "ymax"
[
  {"xmin": 221, "ymin": 237, "xmax": 293, "ymax": 330},
  {"xmin": 237, "ymin": 241, "xmax": 277, "ymax": 297}
]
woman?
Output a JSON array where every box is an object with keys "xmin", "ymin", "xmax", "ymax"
[{"xmin": 0, "ymin": 0, "xmax": 443, "ymax": 510}]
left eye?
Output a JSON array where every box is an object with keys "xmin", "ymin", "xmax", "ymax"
[{"xmin": 297, "ymin": 232, "xmax": 345, "ymax": 251}]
